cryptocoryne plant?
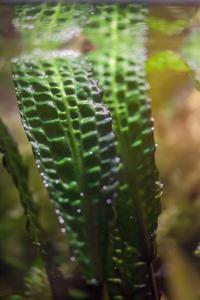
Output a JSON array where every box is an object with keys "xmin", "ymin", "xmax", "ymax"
[{"xmin": 1, "ymin": 3, "xmax": 162, "ymax": 300}]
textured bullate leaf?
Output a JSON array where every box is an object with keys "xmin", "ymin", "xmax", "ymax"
[
  {"xmin": 14, "ymin": 4, "xmax": 92, "ymax": 51},
  {"xmin": 12, "ymin": 53, "xmax": 119, "ymax": 281},
  {"xmin": 0, "ymin": 118, "xmax": 42, "ymax": 244},
  {"xmin": 83, "ymin": 7, "xmax": 161, "ymax": 299},
  {"xmin": 84, "ymin": 4, "xmax": 161, "ymax": 262},
  {"xmin": 12, "ymin": 4, "xmax": 161, "ymax": 299}
]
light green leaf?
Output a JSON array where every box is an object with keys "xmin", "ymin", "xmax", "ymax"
[
  {"xmin": 148, "ymin": 16, "xmax": 188, "ymax": 35},
  {"xmin": 146, "ymin": 51, "xmax": 189, "ymax": 73},
  {"xmin": 182, "ymin": 28, "xmax": 200, "ymax": 87}
]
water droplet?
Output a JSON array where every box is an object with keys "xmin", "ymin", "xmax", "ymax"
[
  {"xmin": 88, "ymin": 278, "xmax": 98, "ymax": 285},
  {"xmin": 130, "ymin": 216, "xmax": 133, "ymax": 219},
  {"xmin": 33, "ymin": 241, "xmax": 41, "ymax": 247},
  {"xmin": 80, "ymin": 192, "xmax": 84, "ymax": 197},
  {"xmin": 102, "ymin": 186, "xmax": 107, "ymax": 191},
  {"xmin": 77, "ymin": 208, "xmax": 81, "ymax": 214},
  {"xmin": 58, "ymin": 216, "xmax": 65, "ymax": 224},
  {"xmin": 35, "ymin": 159, "xmax": 40, "ymax": 168},
  {"xmin": 55, "ymin": 209, "xmax": 60, "ymax": 215},
  {"xmin": 106, "ymin": 199, "xmax": 112, "ymax": 205},
  {"xmin": 61, "ymin": 228, "xmax": 66, "ymax": 233},
  {"xmin": 115, "ymin": 157, "xmax": 120, "ymax": 164}
]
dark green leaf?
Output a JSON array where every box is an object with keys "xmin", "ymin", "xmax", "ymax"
[
  {"xmin": 12, "ymin": 4, "xmax": 161, "ymax": 298},
  {"xmin": 85, "ymin": 3, "xmax": 161, "ymax": 262},
  {"xmin": 0, "ymin": 118, "xmax": 42, "ymax": 244},
  {"xmin": 12, "ymin": 54, "xmax": 119, "ymax": 281}
]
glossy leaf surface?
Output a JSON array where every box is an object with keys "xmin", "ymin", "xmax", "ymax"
[
  {"xmin": 84, "ymin": 5, "xmax": 161, "ymax": 261},
  {"xmin": 12, "ymin": 54, "xmax": 119, "ymax": 281},
  {"xmin": 12, "ymin": 4, "xmax": 161, "ymax": 299}
]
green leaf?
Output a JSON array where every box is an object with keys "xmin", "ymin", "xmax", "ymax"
[
  {"xmin": 146, "ymin": 51, "xmax": 189, "ymax": 73},
  {"xmin": 182, "ymin": 28, "xmax": 200, "ymax": 87},
  {"xmin": 0, "ymin": 118, "xmax": 43, "ymax": 244},
  {"xmin": 84, "ymin": 5, "xmax": 161, "ymax": 298},
  {"xmin": 14, "ymin": 4, "xmax": 92, "ymax": 52},
  {"xmin": 84, "ymin": 4, "xmax": 161, "ymax": 261},
  {"xmin": 148, "ymin": 16, "xmax": 188, "ymax": 35},
  {"xmin": 12, "ymin": 53, "xmax": 119, "ymax": 281},
  {"xmin": 12, "ymin": 4, "xmax": 161, "ymax": 298},
  {"xmin": 24, "ymin": 267, "xmax": 52, "ymax": 300}
]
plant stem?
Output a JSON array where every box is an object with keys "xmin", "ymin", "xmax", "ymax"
[{"xmin": 146, "ymin": 262, "xmax": 159, "ymax": 300}]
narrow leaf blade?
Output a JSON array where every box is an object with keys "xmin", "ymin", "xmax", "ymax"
[{"xmin": 0, "ymin": 118, "xmax": 42, "ymax": 243}]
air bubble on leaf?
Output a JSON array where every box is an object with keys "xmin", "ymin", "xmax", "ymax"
[
  {"xmin": 26, "ymin": 86, "xmax": 34, "ymax": 93},
  {"xmin": 70, "ymin": 256, "xmax": 76, "ymax": 262},
  {"xmin": 33, "ymin": 241, "xmax": 41, "ymax": 247},
  {"xmin": 88, "ymin": 278, "xmax": 98, "ymax": 285},
  {"xmin": 106, "ymin": 199, "xmax": 112, "ymax": 205},
  {"xmin": 58, "ymin": 216, "xmax": 65, "ymax": 224},
  {"xmin": 44, "ymin": 180, "xmax": 48, "ymax": 188},
  {"xmin": 115, "ymin": 157, "xmax": 120, "ymax": 164}
]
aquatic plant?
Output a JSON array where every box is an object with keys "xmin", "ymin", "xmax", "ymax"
[
  {"xmin": 0, "ymin": 4, "xmax": 164, "ymax": 300},
  {"xmin": 0, "ymin": 118, "xmax": 43, "ymax": 245}
]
